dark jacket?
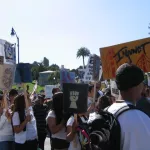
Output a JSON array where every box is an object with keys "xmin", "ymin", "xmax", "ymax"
[{"xmin": 136, "ymin": 97, "xmax": 150, "ymax": 117}]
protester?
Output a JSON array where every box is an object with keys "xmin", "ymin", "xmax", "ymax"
[
  {"xmin": 107, "ymin": 63, "xmax": 150, "ymax": 150},
  {"xmin": 52, "ymin": 88, "xmax": 61, "ymax": 95},
  {"xmin": 46, "ymin": 92, "xmax": 69, "ymax": 150},
  {"xmin": 12, "ymin": 94, "xmax": 38, "ymax": 150},
  {"xmin": 33, "ymin": 95, "xmax": 48, "ymax": 150},
  {"xmin": 9, "ymin": 89, "xmax": 18, "ymax": 106},
  {"xmin": 136, "ymin": 80, "xmax": 150, "ymax": 117},
  {"xmin": 0, "ymin": 96, "xmax": 14, "ymax": 150},
  {"xmin": 87, "ymin": 85, "xmax": 95, "ymax": 114},
  {"xmin": 95, "ymin": 95, "xmax": 112, "ymax": 112}
]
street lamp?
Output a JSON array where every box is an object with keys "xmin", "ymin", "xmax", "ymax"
[{"xmin": 11, "ymin": 27, "xmax": 20, "ymax": 63}]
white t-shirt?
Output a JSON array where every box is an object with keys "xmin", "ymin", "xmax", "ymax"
[
  {"xmin": 0, "ymin": 109, "xmax": 14, "ymax": 142},
  {"xmin": 107, "ymin": 101, "xmax": 150, "ymax": 150},
  {"xmin": 12, "ymin": 106, "xmax": 37, "ymax": 144},
  {"xmin": 26, "ymin": 106, "xmax": 37, "ymax": 141},
  {"xmin": 12, "ymin": 112, "xmax": 26, "ymax": 144},
  {"xmin": 46, "ymin": 110, "xmax": 66, "ymax": 140},
  {"xmin": 67, "ymin": 116, "xmax": 81, "ymax": 150}
]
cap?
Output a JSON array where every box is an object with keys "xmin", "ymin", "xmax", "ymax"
[{"xmin": 116, "ymin": 63, "xmax": 144, "ymax": 91}]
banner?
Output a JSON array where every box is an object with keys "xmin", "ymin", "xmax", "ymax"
[
  {"xmin": 60, "ymin": 69, "xmax": 75, "ymax": 89},
  {"xmin": 100, "ymin": 37, "xmax": 150, "ymax": 79}
]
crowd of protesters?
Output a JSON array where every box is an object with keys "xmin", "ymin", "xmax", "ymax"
[{"xmin": 1, "ymin": 63, "xmax": 150, "ymax": 150}]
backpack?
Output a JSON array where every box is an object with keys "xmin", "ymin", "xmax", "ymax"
[
  {"xmin": 76, "ymin": 104, "xmax": 136, "ymax": 150},
  {"xmin": 76, "ymin": 115, "xmax": 91, "ymax": 150}
]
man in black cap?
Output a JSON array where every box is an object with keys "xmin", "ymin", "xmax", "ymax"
[{"xmin": 107, "ymin": 63, "xmax": 150, "ymax": 150}]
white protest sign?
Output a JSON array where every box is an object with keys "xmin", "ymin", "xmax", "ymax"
[
  {"xmin": 0, "ymin": 39, "xmax": 16, "ymax": 65},
  {"xmin": 83, "ymin": 55, "xmax": 94, "ymax": 82},
  {"xmin": 83, "ymin": 54, "xmax": 102, "ymax": 82},
  {"xmin": 110, "ymin": 79, "xmax": 120, "ymax": 98},
  {"xmin": 45, "ymin": 85, "xmax": 58, "ymax": 98}
]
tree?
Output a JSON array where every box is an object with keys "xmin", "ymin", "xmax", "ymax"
[
  {"xmin": 48, "ymin": 71, "xmax": 60, "ymax": 85},
  {"xmin": 49, "ymin": 64, "xmax": 60, "ymax": 71},
  {"xmin": 43, "ymin": 57, "xmax": 49, "ymax": 67},
  {"xmin": 77, "ymin": 47, "xmax": 90, "ymax": 69}
]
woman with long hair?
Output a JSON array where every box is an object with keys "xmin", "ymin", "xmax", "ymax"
[
  {"xmin": 0, "ymin": 95, "xmax": 14, "ymax": 150},
  {"xmin": 47, "ymin": 92, "xmax": 69, "ymax": 150},
  {"xmin": 12, "ymin": 94, "xmax": 38, "ymax": 150}
]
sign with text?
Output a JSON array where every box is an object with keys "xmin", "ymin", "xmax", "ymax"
[
  {"xmin": 93, "ymin": 54, "xmax": 101, "ymax": 81},
  {"xmin": 100, "ymin": 37, "xmax": 150, "ymax": 79},
  {"xmin": 84, "ymin": 54, "xmax": 102, "ymax": 82},
  {"xmin": 63, "ymin": 83, "xmax": 88, "ymax": 113}
]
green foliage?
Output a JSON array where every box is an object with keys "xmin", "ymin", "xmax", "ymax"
[
  {"xmin": 48, "ymin": 64, "xmax": 59, "ymax": 71},
  {"xmin": 12, "ymin": 82, "xmax": 44, "ymax": 93},
  {"xmin": 48, "ymin": 71, "xmax": 60, "ymax": 85}
]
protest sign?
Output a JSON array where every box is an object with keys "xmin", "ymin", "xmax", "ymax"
[
  {"xmin": 100, "ymin": 37, "xmax": 150, "ymax": 79},
  {"xmin": 78, "ymin": 69, "xmax": 85, "ymax": 81},
  {"xmin": 0, "ymin": 39, "xmax": 16, "ymax": 90},
  {"xmin": 83, "ymin": 55, "xmax": 93, "ymax": 82},
  {"xmin": 15, "ymin": 63, "xmax": 32, "ymax": 83},
  {"xmin": 84, "ymin": 54, "xmax": 102, "ymax": 82},
  {"xmin": 0, "ymin": 39, "xmax": 16, "ymax": 65},
  {"xmin": 110, "ymin": 79, "xmax": 120, "ymax": 98},
  {"xmin": 60, "ymin": 69, "xmax": 75, "ymax": 89},
  {"xmin": 63, "ymin": 83, "xmax": 88, "ymax": 113},
  {"xmin": 45, "ymin": 85, "xmax": 58, "ymax": 98},
  {"xmin": 0, "ymin": 64, "xmax": 16, "ymax": 90},
  {"xmin": 93, "ymin": 54, "xmax": 101, "ymax": 81}
]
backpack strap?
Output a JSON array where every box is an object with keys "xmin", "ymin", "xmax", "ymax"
[{"xmin": 114, "ymin": 104, "xmax": 136, "ymax": 119}]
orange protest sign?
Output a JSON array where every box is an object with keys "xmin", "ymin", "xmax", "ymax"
[{"xmin": 100, "ymin": 37, "xmax": 150, "ymax": 79}]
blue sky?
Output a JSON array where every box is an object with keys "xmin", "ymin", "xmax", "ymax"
[{"xmin": 0, "ymin": 0, "xmax": 149, "ymax": 69}]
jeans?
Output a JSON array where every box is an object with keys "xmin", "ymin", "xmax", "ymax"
[
  {"xmin": 15, "ymin": 63, "xmax": 32, "ymax": 83},
  {"xmin": 0, "ymin": 141, "xmax": 14, "ymax": 150}
]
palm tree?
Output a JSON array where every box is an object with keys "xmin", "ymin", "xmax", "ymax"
[{"xmin": 77, "ymin": 47, "xmax": 90, "ymax": 69}]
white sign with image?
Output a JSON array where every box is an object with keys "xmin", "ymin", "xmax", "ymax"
[
  {"xmin": 0, "ymin": 39, "xmax": 16, "ymax": 90},
  {"xmin": 110, "ymin": 79, "xmax": 120, "ymax": 98}
]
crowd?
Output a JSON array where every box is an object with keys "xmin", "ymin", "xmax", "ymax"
[{"xmin": 0, "ymin": 63, "xmax": 150, "ymax": 150}]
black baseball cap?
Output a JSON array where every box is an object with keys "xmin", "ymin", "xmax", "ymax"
[{"xmin": 116, "ymin": 63, "xmax": 144, "ymax": 91}]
